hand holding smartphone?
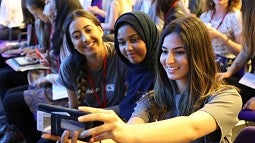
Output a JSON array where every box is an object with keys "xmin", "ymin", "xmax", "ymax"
[{"xmin": 37, "ymin": 104, "xmax": 102, "ymax": 142}]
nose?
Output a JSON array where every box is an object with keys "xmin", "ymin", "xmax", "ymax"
[
  {"xmin": 125, "ymin": 42, "xmax": 133, "ymax": 51},
  {"xmin": 82, "ymin": 32, "xmax": 89, "ymax": 42},
  {"xmin": 166, "ymin": 52, "xmax": 174, "ymax": 64}
]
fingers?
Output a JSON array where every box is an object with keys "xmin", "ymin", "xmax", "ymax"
[
  {"xmin": 92, "ymin": 132, "xmax": 109, "ymax": 142},
  {"xmin": 78, "ymin": 110, "xmax": 117, "ymax": 124},
  {"xmin": 243, "ymin": 97, "xmax": 255, "ymax": 110},
  {"xmin": 61, "ymin": 130, "xmax": 70, "ymax": 143},
  {"xmin": 80, "ymin": 124, "xmax": 112, "ymax": 140},
  {"xmin": 78, "ymin": 106, "xmax": 112, "ymax": 114},
  {"xmin": 243, "ymin": 101, "xmax": 249, "ymax": 109},
  {"xmin": 244, "ymin": 102, "xmax": 255, "ymax": 110}
]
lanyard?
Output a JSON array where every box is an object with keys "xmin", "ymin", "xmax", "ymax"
[
  {"xmin": 164, "ymin": 1, "xmax": 178, "ymax": 21},
  {"xmin": 87, "ymin": 56, "xmax": 107, "ymax": 108},
  {"xmin": 209, "ymin": 10, "xmax": 227, "ymax": 30}
]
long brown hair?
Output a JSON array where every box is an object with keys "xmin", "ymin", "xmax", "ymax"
[
  {"xmin": 153, "ymin": 16, "xmax": 224, "ymax": 119},
  {"xmin": 241, "ymin": 0, "xmax": 255, "ymax": 57}
]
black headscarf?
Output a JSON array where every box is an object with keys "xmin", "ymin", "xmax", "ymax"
[{"xmin": 114, "ymin": 11, "xmax": 159, "ymax": 120}]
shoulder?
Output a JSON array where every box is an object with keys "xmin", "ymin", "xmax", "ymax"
[
  {"xmin": 201, "ymin": 85, "xmax": 242, "ymax": 116},
  {"xmin": 208, "ymin": 85, "xmax": 241, "ymax": 102},
  {"xmin": 199, "ymin": 10, "xmax": 212, "ymax": 21},
  {"xmin": 60, "ymin": 55, "xmax": 75, "ymax": 73},
  {"xmin": 227, "ymin": 9, "xmax": 242, "ymax": 20}
]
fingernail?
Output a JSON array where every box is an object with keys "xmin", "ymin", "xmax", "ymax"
[{"xmin": 80, "ymin": 130, "xmax": 88, "ymax": 138}]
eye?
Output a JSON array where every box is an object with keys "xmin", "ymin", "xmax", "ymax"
[
  {"xmin": 118, "ymin": 40, "xmax": 126, "ymax": 46},
  {"xmin": 161, "ymin": 48, "xmax": 168, "ymax": 54},
  {"xmin": 84, "ymin": 28, "xmax": 92, "ymax": 33},
  {"xmin": 130, "ymin": 37, "xmax": 140, "ymax": 43},
  {"xmin": 175, "ymin": 50, "xmax": 185, "ymax": 55},
  {"xmin": 72, "ymin": 32, "xmax": 81, "ymax": 39}
]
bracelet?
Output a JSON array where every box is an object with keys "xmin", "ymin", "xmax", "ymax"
[{"xmin": 225, "ymin": 37, "xmax": 230, "ymax": 42}]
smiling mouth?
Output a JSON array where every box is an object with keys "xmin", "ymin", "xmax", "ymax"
[
  {"xmin": 166, "ymin": 66, "xmax": 179, "ymax": 72},
  {"xmin": 127, "ymin": 53, "xmax": 137, "ymax": 57},
  {"xmin": 84, "ymin": 41, "xmax": 95, "ymax": 48}
]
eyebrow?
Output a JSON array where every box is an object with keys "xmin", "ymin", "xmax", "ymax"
[
  {"xmin": 117, "ymin": 34, "xmax": 139, "ymax": 40},
  {"xmin": 71, "ymin": 25, "xmax": 91, "ymax": 34},
  {"xmin": 162, "ymin": 46, "xmax": 184, "ymax": 50}
]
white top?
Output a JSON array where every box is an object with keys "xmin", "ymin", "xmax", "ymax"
[
  {"xmin": 0, "ymin": 0, "xmax": 24, "ymax": 28},
  {"xmin": 200, "ymin": 9, "xmax": 242, "ymax": 59},
  {"xmin": 140, "ymin": 0, "xmax": 151, "ymax": 14}
]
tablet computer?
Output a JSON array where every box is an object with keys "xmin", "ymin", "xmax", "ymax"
[{"xmin": 14, "ymin": 56, "xmax": 39, "ymax": 66}]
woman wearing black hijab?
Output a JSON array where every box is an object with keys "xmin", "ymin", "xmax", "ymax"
[{"xmin": 114, "ymin": 11, "xmax": 159, "ymax": 121}]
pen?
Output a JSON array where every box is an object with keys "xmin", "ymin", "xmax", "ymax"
[{"xmin": 35, "ymin": 48, "xmax": 49, "ymax": 66}]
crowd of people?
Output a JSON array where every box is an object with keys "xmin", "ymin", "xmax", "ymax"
[{"xmin": 0, "ymin": 0, "xmax": 254, "ymax": 143}]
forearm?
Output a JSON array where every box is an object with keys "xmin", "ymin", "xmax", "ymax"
[
  {"xmin": 128, "ymin": 117, "xmax": 198, "ymax": 143},
  {"xmin": 94, "ymin": 9, "xmax": 106, "ymax": 18},
  {"xmin": 125, "ymin": 111, "xmax": 217, "ymax": 143},
  {"xmin": 226, "ymin": 49, "xmax": 250, "ymax": 76},
  {"xmin": 46, "ymin": 74, "xmax": 59, "ymax": 84},
  {"xmin": 67, "ymin": 89, "xmax": 78, "ymax": 108},
  {"xmin": 127, "ymin": 117, "xmax": 145, "ymax": 124},
  {"xmin": 101, "ymin": 22, "xmax": 115, "ymax": 31},
  {"xmin": 220, "ymin": 34, "xmax": 242, "ymax": 55}
]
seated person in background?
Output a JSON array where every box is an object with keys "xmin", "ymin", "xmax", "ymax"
[
  {"xmin": 133, "ymin": 0, "xmax": 164, "ymax": 33},
  {"xmin": 0, "ymin": 0, "xmax": 25, "ymax": 40},
  {"xmin": 1, "ymin": 0, "xmax": 82, "ymax": 142},
  {"xmin": 0, "ymin": 0, "xmax": 51, "ymax": 59},
  {"xmin": 91, "ymin": 0, "xmax": 133, "ymax": 41},
  {"xmin": 156, "ymin": 0, "xmax": 186, "ymax": 28},
  {"xmin": 81, "ymin": 0, "xmax": 106, "ymax": 23},
  {"xmin": 0, "ymin": 0, "xmax": 33, "ymax": 68},
  {"xmin": 200, "ymin": 0, "xmax": 243, "ymax": 78},
  {"xmin": 179, "ymin": 0, "xmax": 206, "ymax": 17},
  {"xmin": 0, "ymin": 0, "xmax": 51, "ymax": 105},
  {"xmin": 218, "ymin": 0, "xmax": 255, "ymax": 109},
  {"xmin": 61, "ymin": 16, "xmax": 242, "ymax": 143}
]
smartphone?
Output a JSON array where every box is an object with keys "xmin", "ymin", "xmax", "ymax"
[
  {"xmin": 14, "ymin": 56, "xmax": 39, "ymax": 66},
  {"xmin": 37, "ymin": 104, "xmax": 103, "ymax": 141}
]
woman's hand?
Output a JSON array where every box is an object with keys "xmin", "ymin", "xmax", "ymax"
[
  {"xmin": 88, "ymin": 6, "xmax": 101, "ymax": 15},
  {"xmin": 42, "ymin": 131, "xmax": 86, "ymax": 143},
  {"xmin": 32, "ymin": 76, "xmax": 48, "ymax": 87},
  {"xmin": 21, "ymin": 48, "xmax": 36, "ymax": 57},
  {"xmin": 206, "ymin": 26, "xmax": 222, "ymax": 39},
  {"xmin": 78, "ymin": 107, "xmax": 129, "ymax": 142},
  {"xmin": 0, "ymin": 45, "xmax": 12, "ymax": 54},
  {"xmin": 243, "ymin": 97, "xmax": 255, "ymax": 110},
  {"xmin": 216, "ymin": 71, "xmax": 231, "ymax": 80}
]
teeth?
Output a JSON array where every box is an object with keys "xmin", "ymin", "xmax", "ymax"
[
  {"xmin": 84, "ymin": 42, "xmax": 94, "ymax": 48},
  {"xmin": 167, "ymin": 67, "xmax": 178, "ymax": 70}
]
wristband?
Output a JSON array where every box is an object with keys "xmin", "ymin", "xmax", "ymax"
[{"xmin": 225, "ymin": 37, "xmax": 230, "ymax": 42}]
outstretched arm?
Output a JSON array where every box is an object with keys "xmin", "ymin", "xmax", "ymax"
[{"xmin": 77, "ymin": 107, "xmax": 218, "ymax": 143}]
